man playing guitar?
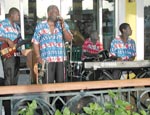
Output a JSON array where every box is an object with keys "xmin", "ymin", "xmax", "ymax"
[{"xmin": 0, "ymin": 7, "xmax": 21, "ymax": 85}]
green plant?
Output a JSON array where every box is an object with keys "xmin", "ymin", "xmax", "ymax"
[
  {"xmin": 104, "ymin": 90, "xmax": 133, "ymax": 115},
  {"xmin": 55, "ymin": 107, "xmax": 77, "ymax": 115},
  {"xmin": 18, "ymin": 100, "xmax": 37, "ymax": 115},
  {"xmin": 55, "ymin": 90, "xmax": 149, "ymax": 115},
  {"xmin": 83, "ymin": 102, "xmax": 108, "ymax": 115},
  {"xmin": 83, "ymin": 90, "xmax": 148, "ymax": 115}
]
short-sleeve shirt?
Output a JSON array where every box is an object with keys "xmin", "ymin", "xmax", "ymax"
[
  {"xmin": 82, "ymin": 38, "xmax": 103, "ymax": 60},
  {"xmin": 32, "ymin": 20, "xmax": 71, "ymax": 62},
  {"xmin": 0, "ymin": 18, "xmax": 21, "ymax": 45},
  {"xmin": 110, "ymin": 36, "xmax": 136, "ymax": 61}
]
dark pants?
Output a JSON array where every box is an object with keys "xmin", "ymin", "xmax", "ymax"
[
  {"xmin": 3, "ymin": 56, "xmax": 20, "ymax": 85},
  {"xmin": 0, "ymin": 78, "xmax": 4, "ymax": 86},
  {"xmin": 43, "ymin": 62, "xmax": 65, "ymax": 83}
]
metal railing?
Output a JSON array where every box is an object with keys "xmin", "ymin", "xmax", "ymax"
[{"xmin": 0, "ymin": 78, "xmax": 150, "ymax": 115}]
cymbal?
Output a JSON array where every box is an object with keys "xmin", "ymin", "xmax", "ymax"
[{"xmin": 71, "ymin": 30, "xmax": 84, "ymax": 46}]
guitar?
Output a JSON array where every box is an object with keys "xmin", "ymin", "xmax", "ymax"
[{"xmin": 0, "ymin": 38, "xmax": 31, "ymax": 59}]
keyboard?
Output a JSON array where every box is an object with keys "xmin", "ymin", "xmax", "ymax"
[{"xmin": 84, "ymin": 60, "xmax": 150, "ymax": 70}]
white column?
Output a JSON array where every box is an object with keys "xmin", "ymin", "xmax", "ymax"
[
  {"xmin": 98, "ymin": 0, "xmax": 103, "ymax": 43},
  {"xmin": 117, "ymin": 0, "xmax": 125, "ymax": 35},
  {"xmin": 0, "ymin": 0, "xmax": 5, "ymax": 20},
  {"xmin": 19, "ymin": 0, "xmax": 25, "ymax": 40},
  {"xmin": 19, "ymin": 0, "xmax": 25, "ymax": 50},
  {"xmin": 136, "ymin": 0, "xmax": 144, "ymax": 60}
]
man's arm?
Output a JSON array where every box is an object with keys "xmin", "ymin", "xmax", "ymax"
[
  {"xmin": 62, "ymin": 29, "xmax": 73, "ymax": 42},
  {"xmin": 0, "ymin": 37, "xmax": 7, "ymax": 42},
  {"xmin": 129, "ymin": 56, "xmax": 135, "ymax": 61},
  {"xmin": 0, "ymin": 37, "xmax": 15, "ymax": 48},
  {"xmin": 116, "ymin": 56, "xmax": 135, "ymax": 61},
  {"xmin": 0, "ymin": 37, "xmax": 8, "ymax": 43},
  {"xmin": 33, "ymin": 43, "xmax": 43, "ymax": 64},
  {"xmin": 61, "ymin": 22, "xmax": 73, "ymax": 42}
]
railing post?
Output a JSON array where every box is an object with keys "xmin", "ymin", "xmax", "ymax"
[{"xmin": 0, "ymin": 99, "xmax": 4, "ymax": 115}]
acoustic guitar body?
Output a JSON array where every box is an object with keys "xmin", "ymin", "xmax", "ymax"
[{"xmin": 0, "ymin": 38, "xmax": 19, "ymax": 59}]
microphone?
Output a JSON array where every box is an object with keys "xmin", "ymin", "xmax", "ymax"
[{"xmin": 56, "ymin": 16, "xmax": 63, "ymax": 21}]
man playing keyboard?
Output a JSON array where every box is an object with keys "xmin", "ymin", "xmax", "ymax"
[{"xmin": 109, "ymin": 23, "xmax": 136, "ymax": 79}]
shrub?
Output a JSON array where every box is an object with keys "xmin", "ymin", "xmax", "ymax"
[{"xmin": 55, "ymin": 90, "xmax": 149, "ymax": 115}]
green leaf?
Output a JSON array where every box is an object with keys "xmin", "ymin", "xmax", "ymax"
[
  {"xmin": 70, "ymin": 112, "xmax": 76, "ymax": 115},
  {"xmin": 28, "ymin": 100, "xmax": 37, "ymax": 110},
  {"xmin": 104, "ymin": 112, "xmax": 111, "ymax": 115},
  {"xmin": 148, "ymin": 105, "xmax": 150, "ymax": 110},
  {"xmin": 116, "ymin": 99, "xmax": 130, "ymax": 106},
  {"xmin": 132, "ymin": 112, "xmax": 140, "ymax": 115},
  {"xmin": 140, "ymin": 110, "xmax": 147, "ymax": 115},
  {"xmin": 63, "ymin": 107, "xmax": 71, "ymax": 115},
  {"xmin": 108, "ymin": 90, "xmax": 116, "ymax": 98},
  {"xmin": 115, "ymin": 108, "xmax": 128, "ymax": 115},
  {"xmin": 18, "ymin": 108, "xmax": 26, "ymax": 114},
  {"xmin": 126, "ymin": 110, "xmax": 131, "ymax": 115},
  {"xmin": 17, "ymin": 100, "xmax": 37, "ymax": 115},
  {"xmin": 55, "ymin": 110, "xmax": 62, "ymax": 115},
  {"xmin": 89, "ymin": 102, "xmax": 102, "ymax": 110},
  {"xmin": 104, "ymin": 102, "xmax": 114, "ymax": 110},
  {"xmin": 26, "ymin": 110, "xmax": 34, "ymax": 115},
  {"xmin": 83, "ymin": 107, "xmax": 92, "ymax": 114}
]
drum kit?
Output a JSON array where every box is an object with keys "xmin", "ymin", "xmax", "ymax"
[{"xmin": 65, "ymin": 38, "xmax": 109, "ymax": 82}]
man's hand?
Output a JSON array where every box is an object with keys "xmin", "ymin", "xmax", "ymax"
[
  {"xmin": 128, "ymin": 56, "xmax": 135, "ymax": 61},
  {"xmin": 37, "ymin": 57, "xmax": 43, "ymax": 64},
  {"xmin": 57, "ymin": 16, "xmax": 64, "ymax": 23},
  {"xmin": 6, "ymin": 38, "xmax": 15, "ymax": 48},
  {"xmin": 57, "ymin": 16, "xmax": 65, "ymax": 28}
]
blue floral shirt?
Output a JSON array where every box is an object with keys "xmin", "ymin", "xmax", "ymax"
[
  {"xmin": 32, "ymin": 20, "xmax": 71, "ymax": 62},
  {"xmin": 0, "ymin": 18, "xmax": 21, "ymax": 45},
  {"xmin": 110, "ymin": 36, "xmax": 136, "ymax": 61}
]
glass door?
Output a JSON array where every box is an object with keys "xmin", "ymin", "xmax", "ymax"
[
  {"xmin": 144, "ymin": 0, "xmax": 150, "ymax": 59},
  {"xmin": 102, "ymin": 0, "xmax": 115, "ymax": 51}
]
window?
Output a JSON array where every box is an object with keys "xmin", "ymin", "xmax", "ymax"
[
  {"xmin": 3, "ymin": 0, "xmax": 116, "ymax": 50},
  {"xmin": 144, "ymin": 0, "xmax": 150, "ymax": 59},
  {"xmin": 102, "ymin": 0, "xmax": 115, "ymax": 51}
]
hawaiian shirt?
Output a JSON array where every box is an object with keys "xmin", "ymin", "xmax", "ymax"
[
  {"xmin": 82, "ymin": 38, "xmax": 103, "ymax": 60},
  {"xmin": 32, "ymin": 20, "xmax": 71, "ymax": 62},
  {"xmin": 0, "ymin": 18, "xmax": 21, "ymax": 45},
  {"xmin": 110, "ymin": 36, "xmax": 136, "ymax": 61}
]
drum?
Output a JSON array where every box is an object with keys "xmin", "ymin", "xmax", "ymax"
[
  {"xmin": 97, "ymin": 49, "xmax": 109, "ymax": 61},
  {"xmin": 65, "ymin": 45, "xmax": 82, "ymax": 61},
  {"xmin": 67, "ymin": 61, "xmax": 83, "ymax": 81},
  {"xmin": 82, "ymin": 50, "xmax": 109, "ymax": 62},
  {"xmin": 73, "ymin": 61, "xmax": 83, "ymax": 78},
  {"xmin": 83, "ymin": 57, "xmax": 97, "ymax": 62}
]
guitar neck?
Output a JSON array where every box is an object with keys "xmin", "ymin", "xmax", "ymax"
[{"xmin": 16, "ymin": 39, "xmax": 31, "ymax": 49}]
